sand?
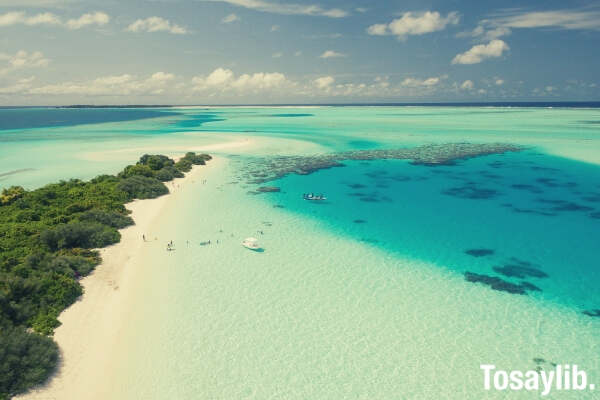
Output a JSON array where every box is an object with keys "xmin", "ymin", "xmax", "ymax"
[{"xmin": 17, "ymin": 142, "xmax": 247, "ymax": 400}]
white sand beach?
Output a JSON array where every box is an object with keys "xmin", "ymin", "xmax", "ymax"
[{"xmin": 17, "ymin": 141, "xmax": 246, "ymax": 400}]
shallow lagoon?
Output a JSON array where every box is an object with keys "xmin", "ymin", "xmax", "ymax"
[{"xmin": 4, "ymin": 106, "xmax": 600, "ymax": 399}]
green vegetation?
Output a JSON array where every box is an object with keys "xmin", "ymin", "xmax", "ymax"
[{"xmin": 0, "ymin": 152, "xmax": 210, "ymax": 399}]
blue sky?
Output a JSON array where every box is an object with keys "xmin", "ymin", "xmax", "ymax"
[{"xmin": 0, "ymin": 0, "xmax": 599, "ymax": 104}]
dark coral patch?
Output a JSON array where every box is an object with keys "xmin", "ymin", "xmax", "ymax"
[
  {"xmin": 520, "ymin": 281, "xmax": 542, "ymax": 292},
  {"xmin": 464, "ymin": 272, "xmax": 528, "ymax": 295},
  {"xmin": 582, "ymin": 309, "xmax": 600, "ymax": 318},
  {"xmin": 536, "ymin": 199, "xmax": 593, "ymax": 212},
  {"xmin": 465, "ymin": 248, "xmax": 495, "ymax": 257},
  {"xmin": 493, "ymin": 265, "xmax": 548, "ymax": 279},
  {"xmin": 511, "ymin": 184, "xmax": 543, "ymax": 194},
  {"xmin": 359, "ymin": 197, "xmax": 380, "ymax": 203},
  {"xmin": 347, "ymin": 183, "xmax": 367, "ymax": 189},
  {"xmin": 443, "ymin": 186, "xmax": 499, "ymax": 200},
  {"xmin": 589, "ymin": 211, "xmax": 600, "ymax": 219},
  {"xmin": 353, "ymin": 219, "xmax": 367, "ymax": 224}
]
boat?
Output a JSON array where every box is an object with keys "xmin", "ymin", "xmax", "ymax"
[
  {"xmin": 242, "ymin": 237, "xmax": 262, "ymax": 251},
  {"xmin": 303, "ymin": 193, "xmax": 327, "ymax": 201}
]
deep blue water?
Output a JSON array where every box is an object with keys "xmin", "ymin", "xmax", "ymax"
[
  {"xmin": 261, "ymin": 150, "xmax": 600, "ymax": 313},
  {"xmin": 0, "ymin": 108, "xmax": 179, "ymax": 130}
]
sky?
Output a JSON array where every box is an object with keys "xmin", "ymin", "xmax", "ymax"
[{"xmin": 0, "ymin": 0, "xmax": 599, "ymax": 105}]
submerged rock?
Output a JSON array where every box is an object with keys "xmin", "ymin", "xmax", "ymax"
[
  {"xmin": 464, "ymin": 272, "xmax": 541, "ymax": 295},
  {"xmin": 257, "ymin": 186, "xmax": 281, "ymax": 193},
  {"xmin": 582, "ymin": 309, "xmax": 600, "ymax": 318}
]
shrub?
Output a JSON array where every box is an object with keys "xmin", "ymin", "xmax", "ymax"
[
  {"xmin": 0, "ymin": 186, "xmax": 26, "ymax": 206},
  {"xmin": 137, "ymin": 154, "xmax": 174, "ymax": 171},
  {"xmin": 40, "ymin": 222, "xmax": 120, "ymax": 251},
  {"xmin": 182, "ymin": 152, "xmax": 212, "ymax": 165},
  {"xmin": 77, "ymin": 209, "xmax": 133, "ymax": 229},
  {"xmin": 174, "ymin": 159, "xmax": 193, "ymax": 173},
  {"xmin": 0, "ymin": 325, "xmax": 59, "ymax": 399},
  {"xmin": 154, "ymin": 166, "xmax": 184, "ymax": 182},
  {"xmin": 116, "ymin": 175, "xmax": 169, "ymax": 200},
  {"xmin": 118, "ymin": 164, "xmax": 154, "ymax": 179}
]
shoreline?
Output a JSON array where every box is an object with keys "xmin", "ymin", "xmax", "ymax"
[{"xmin": 17, "ymin": 142, "xmax": 244, "ymax": 400}]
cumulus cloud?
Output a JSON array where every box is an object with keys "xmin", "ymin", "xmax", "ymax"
[
  {"xmin": 314, "ymin": 76, "xmax": 334, "ymax": 89},
  {"xmin": 126, "ymin": 17, "xmax": 187, "ymax": 34},
  {"xmin": 367, "ymin": 11, "xmax": 460, "ymax": 39},
  {"xmin": 319, "ymin": 50, "xmax": 346, "ymax": 58},
  {"xmin": 65, "ymin": 12, "xmax": 109, "ymax": 29},
  {"xmin": 192, "ymin": 68, "xmax": 291, "ymax": 93},
  {"xmin": 27, "ymin": 72, "xmax": 176, "ymax": 96},
  {"xmin": 452, "ymin": 39, "xmax": 509, "ymax": 65},
  {"xmin": 495, "ymin": 78, "xmax": 504, "ymax": 85},
  {"xmin": 272, "ymin": 52, "xmax": 282, "ymax": 58},
  {"xmin": 270, "ymin": 24, "xmax": 279, "ymax": 31},
  {"xmin": 401, "ymin": 76, "xmax": 441, "ymax": 87},
  {"xmin": 460, "ymin": 80, "xmax": 474, "ymax": 90},
  {"xmin": 0, "ymin": 50, "xmax": 49, "ymax": 74},
  {"xmin": 222, "ymin": 13, "xmax": 240, "ymax": 23},
  {"xmin": 205, "ymin": 0, "xmax": 348, "ymax": 18},
  {"xmin": 0, "ymin": 10, "xmax": 108, "ymax": 29}
]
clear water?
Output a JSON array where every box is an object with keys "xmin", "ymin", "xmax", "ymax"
[{"xmin": 4, "ymin": 106, "xmax": 599, "ymax": 399}]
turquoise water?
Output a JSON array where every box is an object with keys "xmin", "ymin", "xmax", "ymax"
[
  {"xmin": 257, "ymin": 151, "xmax": 600, "ymax": 311},
  {"xmin": 4, "ymin": 106, "xmax": 600, "ymax": 399}
]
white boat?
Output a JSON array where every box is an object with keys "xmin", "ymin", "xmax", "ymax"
[
  {"xmin": 242, "ymin": 237, "xmax": 261, "ymax": 251},
  {"xmin": 303, "ymin": 193, "xmax": 327, "ymax": 201}
]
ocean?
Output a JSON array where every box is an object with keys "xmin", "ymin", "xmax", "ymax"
[{"xmin": 4, "ymin": 105, "xmax": 599, "ymax": 399}]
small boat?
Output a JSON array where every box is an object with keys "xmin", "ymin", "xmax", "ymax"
[
  {"xmin": 303, "ymin": 193, "xmax": 327, "ymax": 201},
  {"xmin": 242, "ymin": 237, "xmax": 262, "ymax": 251}
]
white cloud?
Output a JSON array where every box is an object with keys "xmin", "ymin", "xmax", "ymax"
[
  {"xmin": 319, "ymin": 50, "xmax": 346, "ymax": 58},
  {"xmin": 355, "ymin": 8, "xmax": 368, "ymax": 13},
  {"xmin": 460, "ymin": 8, "xmax": 600, "ymax": 44},
  {"xmin": 460, "ymin": 80, "xmax": 474, "ymax": 90},
  {"xmin": 314, "ymin": 76, "xmax": 334, "ymax": 89},
  {"xmin": 272, "ymin": 52, "xmax": 282, "ymax": 58},
  {"xmin": 452, "ymin": 39, "xmax": 509, "ymax": 65},
  {"xmin": 65, "ymin": 11, "xmax": 109, "ymax": 29},
  {"xmin": 0, "ymin": 0, "xmax": 77, "ymax": 7},
  {"xmin": 294, "ymin": 50, "xmax": 302, "ymax": 56},
  {"xmin": 27, "ymin": 72, "xmax": 176, "ymax": 96},
  {"xmin": 0, "ymin": 50, "xmax": 49, "ymax": 74},
  {"xmin": 0, "ymin": 76, "xmax": 36, "ymax": 94},
  {"xmin": 401, "ymin": 76, "xmax": 441, "ymax": 87},
  {"xmin": 367, "ymin": 11, "xmax": 460, "ymax": 39},
  {"xmin": 270, "ymin": 24, "xmax": 279, "ymax": 32},
  {"xmin": 222, "ymin": 13, "xmax": 240, "ymax": 23},
  {"xmin": 0, "ymin": 11, "xmax": 108, "ymax": 29},
  {"xmin": 126, "ymin": 17, "xmax": 188, "ymax": 34},
  {"xmin": 490, "ymin": 9, "xmax": 600, "ymax": 30},
  {"xmin": 205, "ymin": 0, "xmax": 348, "ymax": 18},
  {"xmin": 457, "ymin": 25, "xmax": 511, "ymax": 41},
  {"xmin": 495, "ymin": 79, "xmax": 504, "ymax": 86},
  {"xmin": 366, "ymin": 23, "xmax": 387, "ymax": 36},
  {"xmin": 192, "ymin": 68, "xmax": 291, "ymax": 93}
]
